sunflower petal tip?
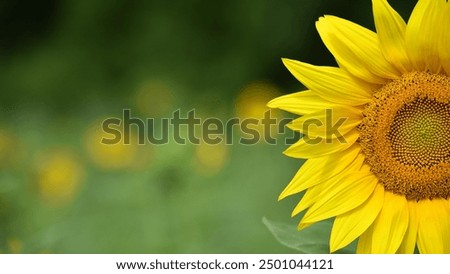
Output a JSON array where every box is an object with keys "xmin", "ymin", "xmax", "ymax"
[
  {"xmin": 315, "ymin": 18, "xmax": 325, "ymax": 31},
  {"xmin": 297, "ymin": 221, "xmax": 312, "ymax": 231},
  {"xmin": 329, "ymin": 240, "xmax": 341, "ymax": 254},
  {"xmin": 287, "ymin": 120, "xmax": 297, "ymax": 128},
  {"xmin": 281, "ymin": 58, "xmax": 296, "ymax": 67},
  {"xmin": 282, "ymin": 149, "xmax": 297, "ymax": 159},
  {"xmin": 266, "ymin": 99, "xmax": 276, "ymax": 108},
  {"xmin": 300, "ymin": 216, "xmax": 311, "ymax": 224},
  {"xmin": 277, "ymin": 192, "xmax": 287, "ymax": 201}
]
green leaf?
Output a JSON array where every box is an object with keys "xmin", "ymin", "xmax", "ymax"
[{"xmin": 263, "ymin": 217, "xmax": 355, "ymax": 254}]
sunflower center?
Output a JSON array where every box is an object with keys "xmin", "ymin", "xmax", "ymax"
[
  {"xmin": 389, "ymin": 98, "xmax": 450, "ymax": 167},
  {"xmin": 359, "ymin": 72, "xmax": 450, "ymax": 200}
]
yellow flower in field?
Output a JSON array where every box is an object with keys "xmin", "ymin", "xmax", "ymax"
[
  {"xmin": 193, "ymin": 142, "xmax": 229, "ymax": 176},
  {"xmin": 236, "ymin": 82, "xmax": 282, "ymax": 119},
  {"xmin": 0, "ymin": 129, "xmax": 23, "ymax": 168},
  {"xmin": 235, "ymin": 82, "xmax": 282, "ymax": 142},
  {"xmin": 7, "ymin": 238, "xmax": 23, "ymax": 254},
  {"xmin": 0, "ymin": 237, "xmax": 24, "ymax": 254},
  {"xmin": 268, "ymin": 0, "xmax": 450, "ymax": 253},
  {"xmin": 84, "ymin": 121, "xmax": 151, "ymax": 170},
  {"xmin": 36, "ymin": 149, "xmax": 84, "ymax": 206},
  {"xmin": 134, "ymin": 79, "xmax": 174, "ymax": 117}
]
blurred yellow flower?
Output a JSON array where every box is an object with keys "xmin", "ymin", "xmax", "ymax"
[
  {"xmin": 235, "ymin": 81, "xmax": 282, "ymax": 119},
  {"xmin": 36, "ymin": 149, "xmax": 84, "ymax": 206},
  {"xmin": 0, "ymin": 238, "xmax": 24, "ymax": 254},
  {"xmin": 134, "ymin": 79, "xmax": 174, "ymax": 117},
  {"xmin": 193, "ymin": 142, "xmax": 229, "ymax": 176},
  {"xmin": 7, "ymin": 238, "xmax": 23, "ymax": 254},
  {"xmin": 235, "ymin": 81, "xmax": 283, "ymax": 142},
  {"xmin": 0, "ymin": 129, "xmax": 14, "ymax": 167},
  {"xmin": 84, "ymin": 121, "xmax": 151, "ymax": 170}
]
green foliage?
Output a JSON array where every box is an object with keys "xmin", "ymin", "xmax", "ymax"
[{"xmin": 263, "ymin": 217, "xmax": 356, "ymax": 254}]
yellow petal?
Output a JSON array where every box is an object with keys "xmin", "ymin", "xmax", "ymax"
[
  {"xmin": 397, "ymin": 201, "xmax": 419, "ymax": 254},
  {"xmin": 282, "ymin": 59, "xmax": 374, "ymax": 105},
  {"xmin": 290, "ymin": 153, "xmax": 365, "ymax": 217},
  {"xmin": 283, "ymin": 128, "xmax": 359, "ymax": 159},
  {"xmin": 370, "ymin": 191, "xmax": 409, "ymax": 253},
  {"xmin": 405, "ymin": 0, "xmax": 446, "ymax": 73},
  {"xmin": 372, "ymin": 0, "xmax": 412, "ymax": 73},
  {"xmin": 440, "ymin": 2, "xmax": 450, "ymax": 75},
  {"xmin": 356, "ymin": 224, "xmax": 374, "ymax": 254},
  {"xmin": 288, "ymin": 106, "xmax": 362, "ymax": 139},
  {"xmin": 330, "ymin": 183, "xmax": 384, "ymax": 253},
  {"xmin": 297, "ymin": 222, "xmax": 314, "ymax": 230},
  {"xmin": 416, "ymin": 199, "xmax": 450, "ymax": 254},
  {"xmin": 279, "ymin": 145, "xmax": 361, "ymax": 200},
  {"xmin": 316, "ymin": 15, "xmax": 400, "ymax": 84},
  {"xmin": 267, "ymin": 90, "xmax": 337, "ymax": 116},
  {"xmin": 300, "ymin": 169, "xmax": 377, "ymax": 224},
  {"xmin": 291, "ymin": 184, "xmax": 323, "ymax": 217}
]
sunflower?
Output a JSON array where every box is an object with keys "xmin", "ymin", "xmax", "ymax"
[{"xmin": 268, "ymin": 0, "xmax": 450, "ymax": 254}]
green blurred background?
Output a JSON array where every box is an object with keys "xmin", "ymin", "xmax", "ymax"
[{"xmin": 0, "ymin": 0, "xmax": 416, "ymax": 253}]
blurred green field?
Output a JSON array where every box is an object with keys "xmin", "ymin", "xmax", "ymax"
[{"xmin": 0, "ymin": 0, "xmax": 416, "ymax": 253}]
